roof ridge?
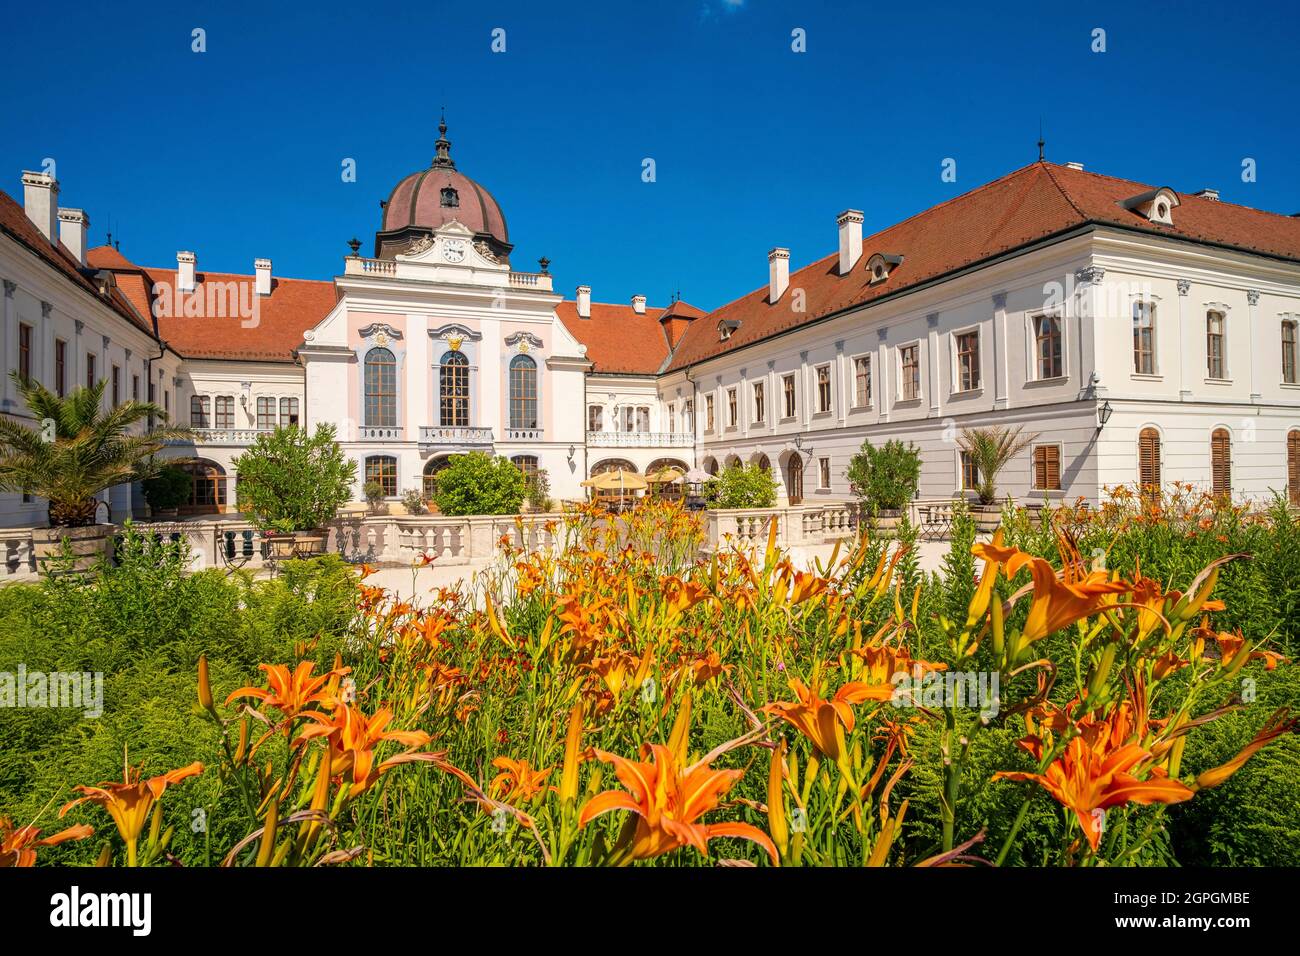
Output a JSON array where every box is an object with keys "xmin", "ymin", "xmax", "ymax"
[{"xmin": 1039, "ymin": 161, "xmax": 1087, "ymax": 220}]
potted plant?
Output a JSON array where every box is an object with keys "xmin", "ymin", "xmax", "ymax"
[
  {"xmin": 0, "ymin": 373, "xmax": 191, "ymax": 571},
  {"xmin": 847, "ymin": 438, "xmax": 920, "ymax": 537},
  {"xmin": 523, "ymin": 468, "xmax": 553, "ymax": 514},
  {"xmin": 363, "ymin": 481, "xmax": 387, "ymax": 514},
  {"xmin": 400, "ymin": 488, "xmax": 428, "ymax": 515},
  {"xmin": 142, "ymin": 462, "xmax": 192, "ymax": 519},
  {"xmin": 233, "ymin": 424, "xmax": 356, "ymax": 557},
  {"xmin": 957, "ymin": 425, "xmax": 1038, "ymax": 533},
  {"xmin": 712, "ymin": 463, "xmax": 778, "ymax": 509}
]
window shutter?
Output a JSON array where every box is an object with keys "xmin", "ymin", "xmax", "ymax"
[
  {"xmin": 1288, "ymin": 431, "xmax": 1300, "ymax": 506},
  {"xmin": 1046, "ymin": 446, "xmax": 1060, "ymax": 490},
  {"xmin": 1210, "ymin": 429, "xmax": 1231, "ymax": 496},
  {"xmin": 1138, "ymin": 428, "xmax": 1161, "ymax": 492}
]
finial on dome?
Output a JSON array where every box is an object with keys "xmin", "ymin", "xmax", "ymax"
[{"xmin": 432, "ymin": 110, "xmax": 455, "ymax": 169}]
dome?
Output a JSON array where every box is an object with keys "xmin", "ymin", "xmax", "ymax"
[{"xmin": 375, "ymin": 118, "xmax": 511, "ymax": 260}]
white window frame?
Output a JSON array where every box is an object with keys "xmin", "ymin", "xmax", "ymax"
[
  {"xmin": 897, "ymin": 341, "xmax": 922, "ymax": 402},
  {"xmin": 950, "ymin": 326, "xmax": 982, "ymax": 393},
  {"xmin": 851, "ymin": 353, "xmax": 873, "ymax": 409},
  {"xmin": 1025, "ymin": 310, "xmax": 1067, "ymax": 383},
  {"xmin": 817, "ymin": 456, "xmax": 831, "ymax": 489}
]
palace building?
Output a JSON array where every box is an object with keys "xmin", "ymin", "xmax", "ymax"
[{"xmin": 3, "ymin": 124, "xmax": 1299, "ymax": 526}]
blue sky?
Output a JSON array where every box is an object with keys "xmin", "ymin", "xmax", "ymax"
[{"xmin": 3, "ymin": 0, "xmax": 1298, "ymax": 311}]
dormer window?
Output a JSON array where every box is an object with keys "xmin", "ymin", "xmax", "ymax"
[
  {"xmin": 1119, "ymin": 187, "xmax": 1180, "ymax": 226},
  {"xmin": 719, "ymin": 318, "xmax": 741, "ymax": 341},
  {"xmin": 866, "ymin": 253, "xmax": 904, "ymax": 284},
  {"xmin": 440, "ymin": 186, "xmax": 459, "ymax": 208}
]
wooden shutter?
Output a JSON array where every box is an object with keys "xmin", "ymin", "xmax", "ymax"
[
  {"xmin": 1138, "ymin": 428, "xmax": 1161, "ymax": 494},
  {"xmin": 1288, "ymin": 431, "xmax": 1300, "ymax": 506},
  {"xmin": 1210, "ymin": 428, "xmax": 1231, "ymax": 496},
  {"xmin": 1033, "ymin": 446, "xmax": 1060, "ymax": 490}
]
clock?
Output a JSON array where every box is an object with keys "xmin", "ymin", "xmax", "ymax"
[{"xmin": 442, "ymin": 239, "xmax": 466, "ymax": 263}]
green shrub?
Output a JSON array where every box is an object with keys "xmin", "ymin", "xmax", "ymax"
[
  {"xmin": 141, "ymin": 463, "xmax": 191, "ymax": 512},
  {"xmin": 427, "ymin": 452, "xmax": 525, "ymax": 516},
  {"xmin": 847, "ymin": 439, "xmax": 920, "ymax": 511},
  {"xmin": 711, "ymin": 463, "xmax": 778, "ymax": 509},
  {"xmin": 401, "ymin": 488, "xmax": 428, "ymax": 515},
  {"xmin": 233, "ymin": 424, "xmax": 356, "ymax": 531},
  {"xmin": 525, "ymin": 469, "xmax": 553, "ymax": 512}
]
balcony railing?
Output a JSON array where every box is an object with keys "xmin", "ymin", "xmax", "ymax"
[
  {"xmin": 507, "ymin": 271, "xmax": 554, "ymax": 291},
  {"xmin": 504, "ymin": 427, "xmax": 544, "ymax": 441},
  {"xmin": 587, "ymin": 431, "xmax": 694, "ymax": 448},
  {"xmin": 343, "ymin": 256, "xmax": 397, "ymax": 277},
  {"xmin": 359, "ymin": 426, "xmax": 404, "ymax": 441},
  {"xmin": 419, "ymin": 426, "xmax": 494, "ymax": 448},
  {"xmin": 170, "ymin": 427, "xmax": 266, "ymax": 445}
]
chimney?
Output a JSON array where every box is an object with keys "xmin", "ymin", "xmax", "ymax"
[
  {"xmin": 768, "ymin": 248, "xmax": 790, "ymax": 303},
  {"xmin": 57, "ymin": 208, "xmax": 89, "ymax": 266},
  {"xmin": 631, "ymin": 294, "xmax": 646, "ymax": 315},
  {"xmin": 177, "ymin": 251, "xmax": 196, "ymax": 292},
  {"xmin": 576, "ymin": 284, "xmax": 591, "ymax": 318},
  {"xmin": 836, "ymin": 209, "xmax": 863, "ymax": 276},
  {"xmin": 254, "ymin": 258, "xmax": 272, "ymax": 295},
  {"xmin": 1193, "ymin": 188, "xmax": 1220, "ymax": 201},
  {"xmin": 1064, "ymin": 161, "xmax": 1085, "ymax": 171},
  {"xmin": 21, "ymin": 170, "xmax": 60, "ymax": 243}
]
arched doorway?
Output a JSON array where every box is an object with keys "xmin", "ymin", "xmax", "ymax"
[
  {"xmin": 647, "ymin": 458, "xmax": 689, "ymax": 499},
  {"xmin": 423, "ymin": 455, "xmax": 451, "ymax": 499},
  {"xmin": 786, "ymin": 454, "xmax": 804, "ymax": 505},
  {"xmin": 183, "ymin": 459, "xmax": 227, "ymax": 515}
]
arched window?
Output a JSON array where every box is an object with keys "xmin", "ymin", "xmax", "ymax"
[
  {"xmin": 364, "ymin": 347, "xmax": 397, "ymax": 427},
  {"xmin": 423, "ymin": 456, "xmax": 450, "ymax": 499},
  {"xmin": 1138, "ymin": 427, "xmax": 1161, "ymax": 497},
  {"xmin": 509, "ymin": 354, "xmax": 537, "ymax": 430},
  {"xmin": 512, "ymin": 455, "xmax": 540, "ymax": 485},
  {"xmin": 1210, "ymin": 428, "xmax": 1231, "ymax": 497},
  {"xmin": 440, "ymin": 351, "xmax": 469, "ymax": 426},
  {"xmin": 1288, "ymin": 431, "xmax": 1300, "ymax": 506},
  {"xmin": 755, "ymin": 454, "xmax": 771, "ymax": 473},
  {"xmin": 365, "ymin": 455, "xmax": 397, "ymax": 498},
  {"xmin": 184, "ymin": 460, "xmax": 227, "ymax": 514},
  {"xmin": 703, "ymin": 457, "xmax": 719, "ymax": 476}
]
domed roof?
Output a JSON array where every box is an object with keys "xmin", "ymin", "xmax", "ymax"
[{"xmin": 380, "ymin": 119, "xmax": 509, "ymax": 247}]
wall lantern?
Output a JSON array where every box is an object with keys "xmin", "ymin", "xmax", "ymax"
[{"xmin": 1096, "ymin": 400, "xmax": 1113, "ymax": 431}]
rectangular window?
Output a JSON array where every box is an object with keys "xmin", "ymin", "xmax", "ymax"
[
  {"xmin": 18, "ymin": 324, "xmax": 31, "ymax": 382},
  {"xmin": 215, "ymin": 395, "xmax": 234, "ymax": 429},
  {"xmin": 900, "ymin": 344, "xmax": 920, "ymax": 401},
  {"xmin": 622, "ymin": 407, "xmax": 634, "ymax": 432},
  {"xmin": 683, "ymin": 399, "xmax": 694, "ymax": 432},
  {"xmin": 668, "ymin": 405, "xmax": 676, "ymax": 433},
  {"xmin": 132, "ymin": 374, "xmax": 140, "ymax": 402},
  {"xmin": 111, "ymin": 365, "xmax": 121, "ymax": 406},
  {"xmin": 587, "ymin": 405, "xmax": 603, "ymax": 432},
  {"xmin": 191, "ymin": 395, "xmax": 211, "ymax": 427},
  {"xmin": 636, "ymin": 406, "xmax": 650, "ymax": 432},
  {"xmin": 86, "ymin": 353, "xmax": 96, "ymax": 390},
  {"xmin": 280, "ymin": 396, "xmax": 299, "ymax": 426},
  {"xmin": 1284, "ymin": 321, "xmax": 1299, "ymax": 385},
  {"xmin": 955, "ymin": 331, "xmax": 980, "ymax": 391},
  {"xmin": 706, "ymin": 395, "xmax": 715, "ymax": 432},
  {"xmin": 818, "ymin": 456, "xmax": 831, "ymax": 489},
  {"xmin": 782, "ymin": 373, "xmax": 796, "ymax": 418},
  {"xmin": 365, "ymin": 456, "xmax": 398, "ymax": 497},
  {"xmin": 854, "ymin": 355, "xmax": 872, "ymax": 407},
  {"xmin": 163, "ymin": 390, "xmax": 169, "ymax": 414},
  {"xmin": 1207, "ymin": 311, "xmax": 1226, "ymax": 379},
  {"xmin": 1034, "ymin": 314, "xmax": 1063, "ymax": 379},
  {"xmin": 727, "ymin": 388, "xmax": 737, "ymax": 428},
  {"xmin": 816, "ymin": 364, "xmax": 832, "ymax": 412},
  {"xmin": 1033, "ymin": 444, "xmax": 1061, "ymax": 491},
  {"xmin": 256, "ymin": 396, "xmax": 275, "ymax": 430},
  {"xmin": 1133, "ymin": 301, "xmax": 1156, "ymax": 374},
  {"xmin": 753, "ymin": 381, "xmax": 764, "ymax": 423},
  {"xmin": 960, "ymin": 451, "xmax": 979, "ymax": 492},
  {"xmin": 54, "ymin": 340, "xmax": 66, "ymax": 396},
  {"xmin": 147, "ymin": 381, "xmax": 155, "ymax": 429}
]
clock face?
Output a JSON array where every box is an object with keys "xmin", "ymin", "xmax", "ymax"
[{"xmin": 442, "ymin": 239, "xmax": 466, "ymax": 263}]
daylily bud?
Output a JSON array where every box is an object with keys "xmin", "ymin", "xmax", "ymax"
[
  {"xmin": 768, "ymin": 740, "xmax": 788, "ymax": 858},
  {"xmin": 197, "ymin": 655, "xmax": 214, "ymax": 714},
  {"xmin": 256, "ymin": 798, "xmax": 279, "ymax": 867},
  {"xmin": 95, "ymin": 842, "xmax": 112, "ymax": 867},
  {"xmin": 559, "ymin": 703, "xmax": 584, "ymax": 807}
]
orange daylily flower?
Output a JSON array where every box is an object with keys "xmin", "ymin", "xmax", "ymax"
[
  {"xmin": 489, "ymin": 757, "xmax": 553, "ymax": 802},
  {"xmin": 580, "ymin": 743, "xmax": 777, "ymax": 865},
  {"xmin": 1, "ymin": 816, "xmax": 93, "ymax": 867},
  {"xmin": 60, "ymin": 761, "xmax": 203, "ymax": 865},
  {"xmin": 762, "ymin": 678, "xmax": 891, "ymax": 763},
  {"xmin": 1194, "ymin": 709, "xmax": 1297, "ymax": 790},
  {"xmin": 226, "ymin": 661, "xmax": 350, "ymax": 720},
  {"xmin": 295, "ymin": 702, "xmax": 431, "ymax": 794},
  {"xmin": 994, "ymin": 711, "xmax": 1192, "ymax": 852},
  {"xmin": 1005, "ymin": 550, "xmax": 1131, "ymax": 645}
]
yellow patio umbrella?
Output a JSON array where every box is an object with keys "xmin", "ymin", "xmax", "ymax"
[
  {"xmin": 646, "ymin": 466, "xmax": 685, "ymax": 484},
  {"xmin": 591, "ymin": 469, "xmax": 648, "ymax": 492}
]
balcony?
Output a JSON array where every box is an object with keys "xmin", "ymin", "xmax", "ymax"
[
  {"xmin": 359, "ymin": 426, "xmax": 404, "ymax": 441},
  {"xmin": 170, "ymin": 427, "xmax": 265, "ymax": 445},
  {"xmin": 504, "ymin": 427, "xmax": 544, "ymax": 441},
  {"xmin": 587, "ymin": 431, "xmax": 694, "ymax": 448},
  {"xmin": 507, "ymin": 271, "xmax": 554, "ymax": 291},
  {"xmin": 419, "ymin": 426, "xmax": 494, "ymax": 449}
]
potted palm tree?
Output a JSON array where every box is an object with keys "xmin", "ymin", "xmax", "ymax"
[
  {"xmin": 0, "ymin": 373, "xmax": 192, "ymax": 571},
  {"xmin": 957, "ymin": 424, "xmax": 1039, "ymax": 533}
]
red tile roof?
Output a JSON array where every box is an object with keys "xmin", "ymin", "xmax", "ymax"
[
  {"xmin": 556, "ymin": 299, "xmax": 703, "ymax": 374},
  {"xmin": 86, "ymin": 246, "xmax": 337, "ymax": 362},
  {"xmin": 666, "ymin": 161, "xmax": 1300, "ymax": 371},
  {"xmin": 0, "ymin": 190, "xmax": 155, "ymax": 336}
]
